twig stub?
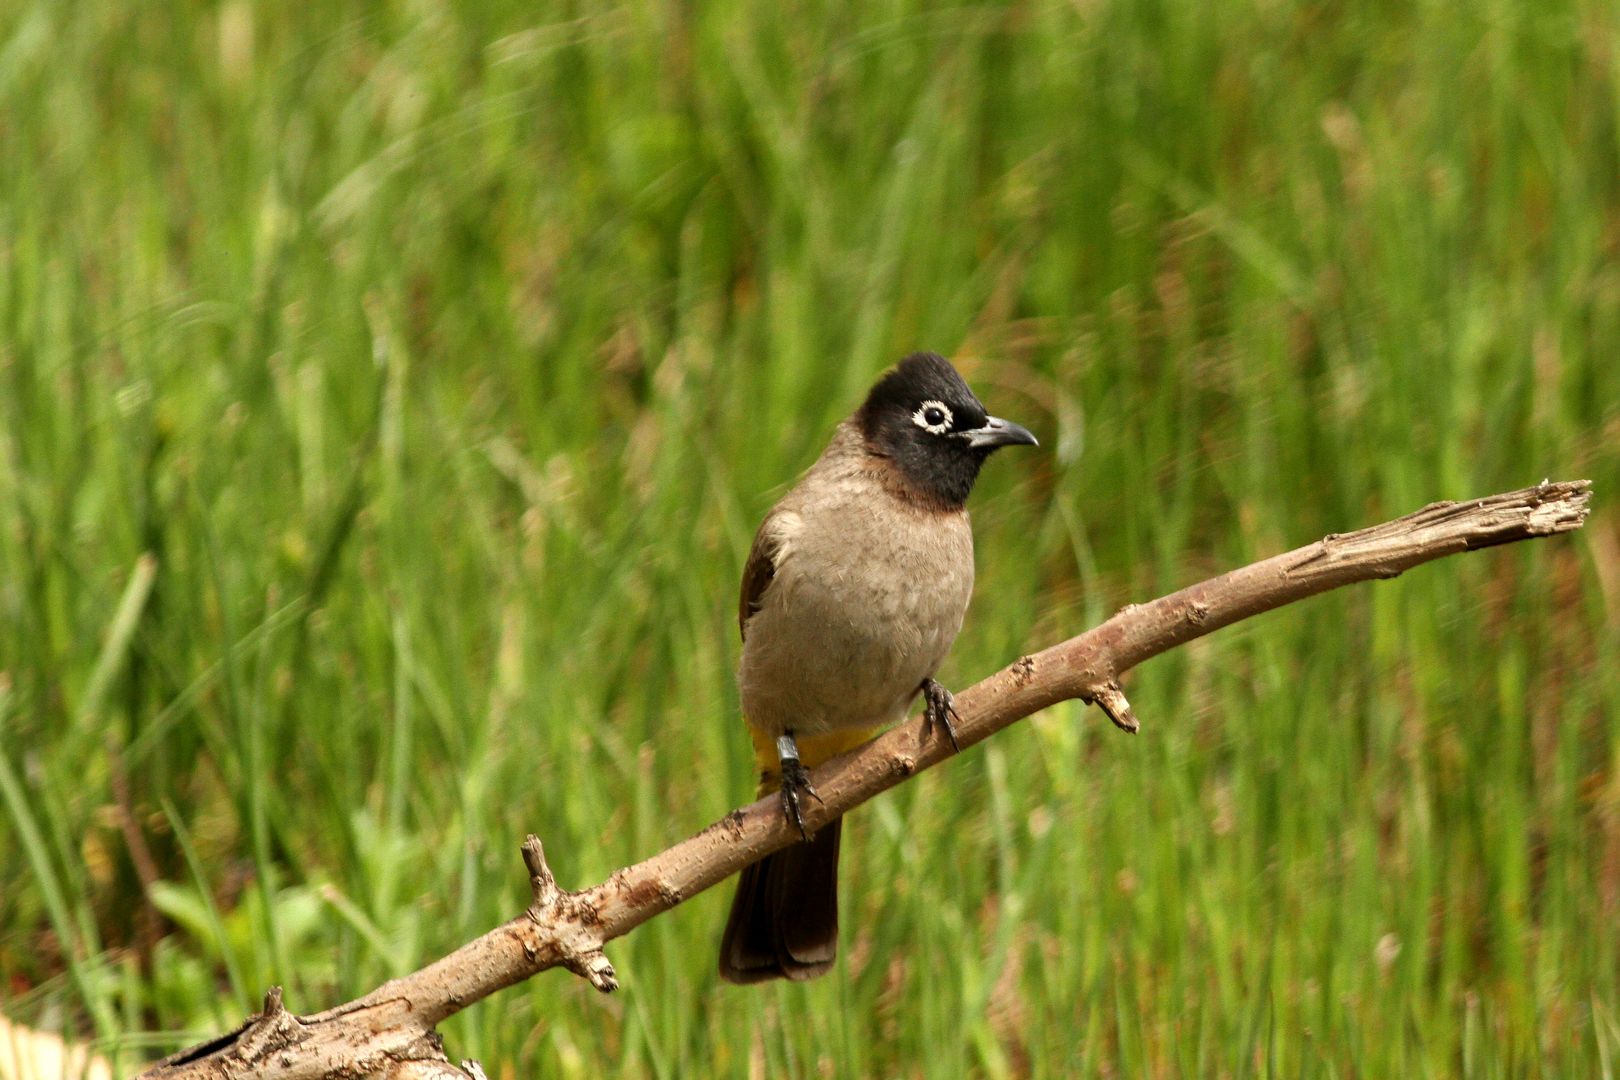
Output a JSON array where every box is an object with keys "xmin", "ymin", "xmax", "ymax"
[
  {"xmin": 1087, "ymin": 682, "xmax": 1139, "ymax": 734},
  {"xmin": 522, "ymin": 835, "xmax": 558, "ymax": 912}
]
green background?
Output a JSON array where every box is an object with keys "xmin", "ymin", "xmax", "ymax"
[{"xmin": 2, "ymin": 0, "xmax": 1618, "ymax": 1075}]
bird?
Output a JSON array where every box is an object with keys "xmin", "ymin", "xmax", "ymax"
[{"xmin": 718, "ymin": 351, "xmax": 1038, "ymax": 984}]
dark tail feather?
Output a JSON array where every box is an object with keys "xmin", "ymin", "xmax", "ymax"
[{"xmin": 717, "ymin": 819, "xmax": 842, "ymax": 984}]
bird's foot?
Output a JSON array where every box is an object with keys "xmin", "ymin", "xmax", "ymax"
[
  {"xmin": 776, "ymin": 734, "xmax": 822, "ymax": 841},
  {"xmin": 921, "ymin": 677, "xmax": 961, "ymax": 752}
]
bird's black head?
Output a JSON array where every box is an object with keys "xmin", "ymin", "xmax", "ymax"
[{"xmin": 855, "ymin": 352, "xmax": 1038, "ymax": 510}]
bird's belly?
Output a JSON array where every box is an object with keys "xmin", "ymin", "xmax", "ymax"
[{"xmin": 738, "ymin": 520, "xmax": 972, "ymax": 737}]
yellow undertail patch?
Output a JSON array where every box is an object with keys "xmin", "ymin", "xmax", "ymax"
[{"xmin": 748, "ymin": 723, "xmax": 879, "ymax": 795}]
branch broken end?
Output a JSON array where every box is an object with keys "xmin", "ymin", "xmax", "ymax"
[{"xmin": 1086, "ymin": 682, "xmax": 1139, "ymax": 734}]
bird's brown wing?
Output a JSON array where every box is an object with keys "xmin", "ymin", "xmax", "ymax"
[{"xmin": 738, "ymin": 513, "xmax": 784, "ymax": 641}]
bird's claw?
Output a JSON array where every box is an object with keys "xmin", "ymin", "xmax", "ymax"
[
  {"xmin": 779, "ymin": 757, "xmax": 822, "ymax": 841},
  {"xmin": 921, "ymin": 678, "xmax": 961, "ymax": 752}
]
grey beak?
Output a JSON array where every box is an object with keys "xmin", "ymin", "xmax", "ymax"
[{"xmin": 959, "ymin": 415, "xmax": 1039, "ymax": 450}]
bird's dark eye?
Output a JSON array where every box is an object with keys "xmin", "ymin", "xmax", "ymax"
[
  {"xmin": 913, "ymin": 399, "xmax": 946, "ymax": 433},
  {"xmin": 912, "ymin": 399, "xmax": 954, "ymax": 433}
]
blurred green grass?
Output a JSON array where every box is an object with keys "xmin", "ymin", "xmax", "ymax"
[{"xmin": 1, "ymin": 0, "xmax": 1618, "ymax": 1075}]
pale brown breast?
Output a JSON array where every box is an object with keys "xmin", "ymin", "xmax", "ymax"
[{"xmin": 737, "ymin": 424, "xmax": 975, "ymax": 737}]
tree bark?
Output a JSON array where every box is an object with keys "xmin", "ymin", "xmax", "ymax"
[{"xmin": 141, "ymin": 480, "xmax": 1592, "ymax": 1079}]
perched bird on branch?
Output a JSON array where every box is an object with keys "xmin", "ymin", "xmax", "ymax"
[{"xmin": 719, "ymin": 352, "xmax": 1038, "ymax": 983}]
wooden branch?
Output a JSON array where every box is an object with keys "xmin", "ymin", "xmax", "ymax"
[{"xmin": 141, "ymin": 480, "xmax": 1592, "ymax": 1079}]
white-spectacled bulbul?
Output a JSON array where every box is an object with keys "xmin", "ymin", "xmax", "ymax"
[{"xmin": 719, "ymin": 352, "xmax": 1038, "ymax": 984}]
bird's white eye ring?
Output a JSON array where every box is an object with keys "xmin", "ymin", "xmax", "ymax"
[{"xmin": 912, "ymin": 400, "xmax": 953, "ymax": 434}]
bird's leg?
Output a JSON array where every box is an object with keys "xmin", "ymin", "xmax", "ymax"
[
  {"xmin": 920, "ymin": 677, "xmax": 961, "ymax": 752},
  {"xmin": 775, "ymin": 732, "xmax": 822, "ymax": 841}
]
